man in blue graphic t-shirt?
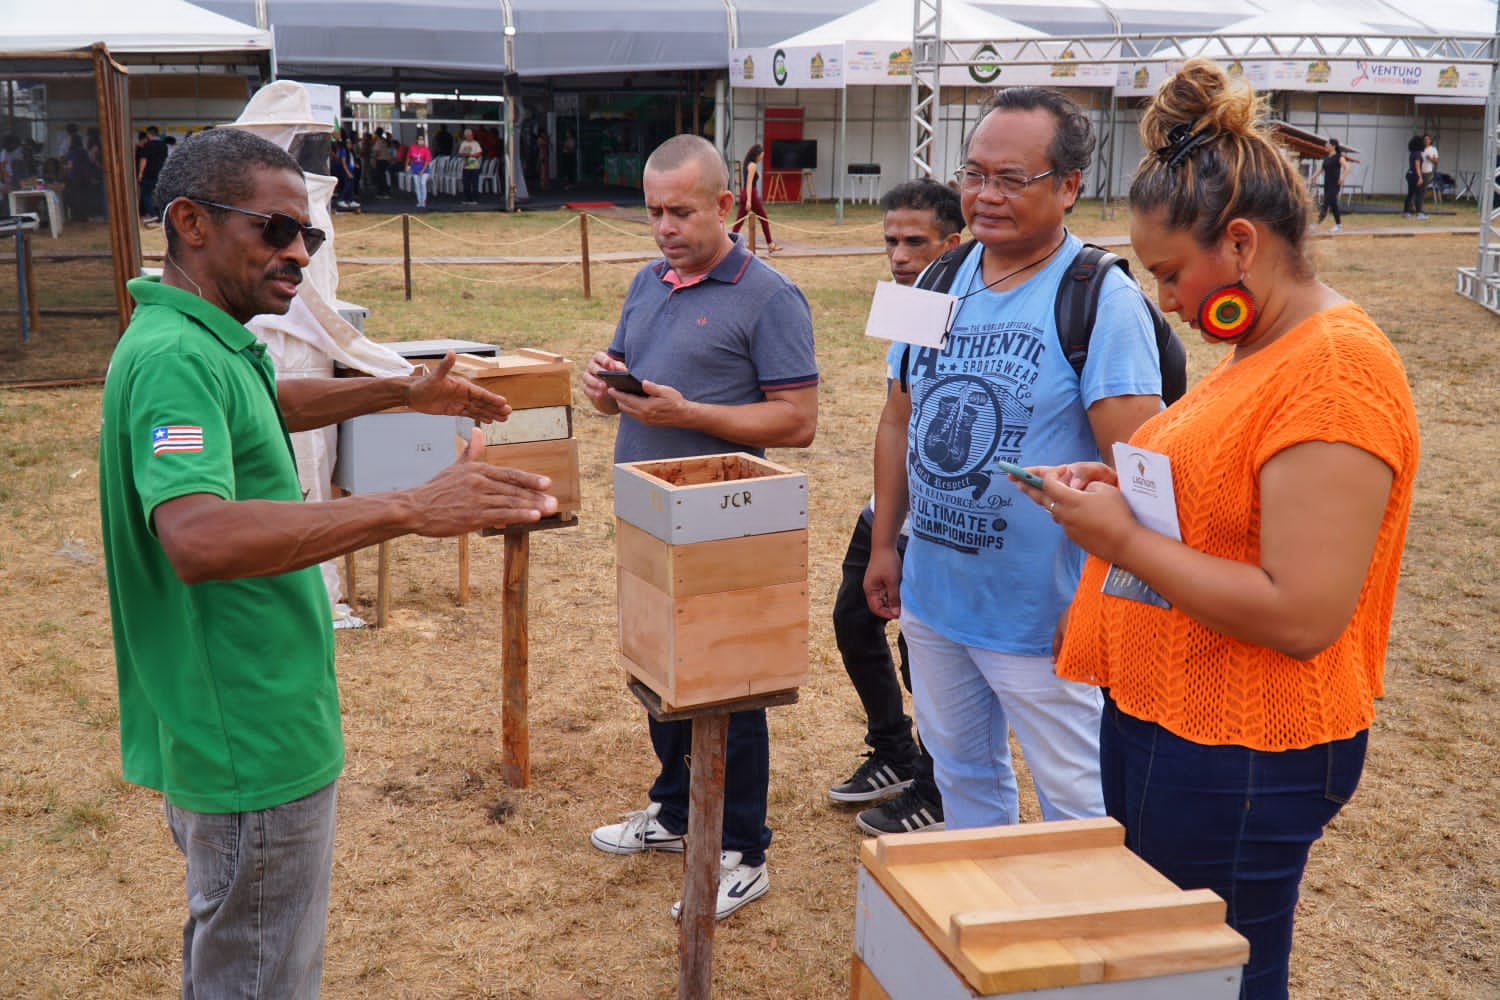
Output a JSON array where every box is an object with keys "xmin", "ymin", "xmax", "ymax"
[{"xmin": 864, "ymin": 89, "xmax": 1163, "ymax": 830}]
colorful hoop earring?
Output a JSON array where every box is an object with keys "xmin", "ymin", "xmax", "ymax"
[{"xmin": 1197, "ymin": 279, "xmax": 1257, "ymax": 341}]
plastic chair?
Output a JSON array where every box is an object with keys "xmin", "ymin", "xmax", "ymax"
[{"xmin": 479, "ymin": 157, "xmax": 499, "ymax": 194}]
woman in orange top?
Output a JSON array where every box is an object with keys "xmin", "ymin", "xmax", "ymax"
[{"xmin": 1008, "ymin": 59, "xmax": 1418, "ymax": 1000}]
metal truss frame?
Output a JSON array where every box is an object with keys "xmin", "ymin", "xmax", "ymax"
[{"xmin": 906, "ymin": 4, "xmax": 1500, "ymax": 309}]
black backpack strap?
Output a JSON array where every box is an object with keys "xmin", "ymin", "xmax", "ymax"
[
  {"xmin": 1053, "ymin": 242, "xmax": 1190, "ymax": 405},
  {"xmin": 899, "ymin": 240, "xmax": 980, "ymax": 393},
  {"xmin": 1054, "ymin": 243, "xmax": 1118, "ymax": 380}
]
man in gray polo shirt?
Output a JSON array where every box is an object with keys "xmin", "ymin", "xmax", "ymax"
[{"xmin": 582, "ymin": 134, "xmax": 818, "ymax": 922}]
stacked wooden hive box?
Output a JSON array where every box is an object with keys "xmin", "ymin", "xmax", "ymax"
[
  {"xmin": 613, "ymin": 452, "xmax": 808, "ymax": 710},
  {"xmin": 451, "ymin": 349, "xmax": 580, "ymax": 521}
]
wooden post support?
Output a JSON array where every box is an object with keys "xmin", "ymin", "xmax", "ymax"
[
  {"xmin": 627, "ymin": 682, "xmax": 797, "ymax": 1000},
  {"xmin": 500, "ymin": 531, "xmax": 530, "ymax": 787},
  {"xmin": 679, "ymin": 713, "xmax": 729, "ymax": 1000},
  {"xmin": 21, "ymin": 229, "xmax": 39, "ymax": 334},
  {"xmin": 457, "ymin": 533, "xmax": 470, "ymax": 604},
  {"xmin": 402, "ymin": 214, "xmax": 413, "ymax": 301},
  {"xmin": 578, "ymin": 212, "xmax": 592, "ymax": 300},
  {"xmin": 376, "ymin": 540, "xmax": 391, "ymax": 628}
]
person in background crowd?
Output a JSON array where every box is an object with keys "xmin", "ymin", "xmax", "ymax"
[
  {"xmin": 137, "ymin": 125, "xmax": 169, "ymax": 223},
  {"xmin": 458, "ymin": 127, "xmax": 483, "ymax": 205},
  {"xmin": 730, "ymin": 143, "xmax": 782, "ymax": 254},
  {"xmin": 1309, "ymin": 138, "xmax": 1349, "ymax": 234},
  {"xmin": 1016, "ymin": 57, "xmax": 1419, "ymax": 1000},
  {"xmin": 408, "ymin": 131, "xmax": 433, "ymax": 209},
  {"xmin": 1403, "ymin": 135, "xmax": 1427, "ymax": 219}
]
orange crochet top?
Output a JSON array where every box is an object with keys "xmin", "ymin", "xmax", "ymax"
[{"xmin": 1057, "ymin": 302, "xmax": 1419, "ymax": 751}]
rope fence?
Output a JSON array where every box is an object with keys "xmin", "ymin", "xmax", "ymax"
[{"xmin": 335, "ymin": 210, "xmax": 886, "ymax": 302}]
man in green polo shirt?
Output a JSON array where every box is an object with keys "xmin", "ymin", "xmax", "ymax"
[{"xmin": 98, "ymin": 127, "xmax": 557, "ymax": 998}]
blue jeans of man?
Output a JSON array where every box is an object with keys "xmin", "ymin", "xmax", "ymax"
[
  {"xmin": 833, "ymin": 511, "xmax": 939, "ymax": 802},
  {"xmin": 165, "ymin": 780, "xmax": 338, "ymax": 1000},
  {"xmin": 901, "ymin": 609, "xmax": 1104, "ymax": 828},
  {"xmin": 1101, "ymin": 696, "xmax": 1366, "ymax": 1000},
  {"xmin": 649, "ymin": 710, "xmax": 771, "ymax": 866}
]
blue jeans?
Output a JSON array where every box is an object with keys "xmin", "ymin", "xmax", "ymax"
[
  {"xmin": 165, "ymin": 781, "xmax": 338, "ymax": 1000},
  {"xmin": 901, "ymin": 609, "xmax": 1104, "ymax": 828},
  {"xmin": 648, "ymin": 711, "xmax": 771, "ymax": 866},
  {"xmin": 1101, "ymin": 696, "xmax": 1366, "ymax": 1000},
  {"xmin": 412, "ymin": 172, "xmax": 428, "ymax": 206}
]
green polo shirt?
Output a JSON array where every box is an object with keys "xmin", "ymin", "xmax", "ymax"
[{"xmin": 99, "ymin": 277, "xmax": 342, "ymax": 814}]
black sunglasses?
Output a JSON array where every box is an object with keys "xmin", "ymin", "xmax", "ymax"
[{"xmin": 188, "ymin": 197, "xmax": 326, "ymax": 257}]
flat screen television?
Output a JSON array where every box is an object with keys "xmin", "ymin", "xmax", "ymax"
[{"xmin": 769, "ymin": 139, "xmax": 817, "ymax": 171}]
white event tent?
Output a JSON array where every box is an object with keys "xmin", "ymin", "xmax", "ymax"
[
  {"xmin": 729, "ymin": 0, "xmax": 1053, "ymax": 212},
  {"xmin": 0, "ymin": 0, "xmax": 272, "ymax": 55}
]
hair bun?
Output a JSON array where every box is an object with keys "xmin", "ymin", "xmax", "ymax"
[{"xmin": 1142, "ymin": 57, "xmax": 1263, "ymax": 150}]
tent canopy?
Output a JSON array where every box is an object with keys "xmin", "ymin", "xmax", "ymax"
[
  {"xmin": 1, "ymin": 0, "xmax": 271, "ymax": 54},
  {"xmin": 192, "ymin": 0, "xmax": 876, "ymax": 86},
  {"xmin": 732, "ymin": 0, "xmax": 1044, "ymax": 90}
]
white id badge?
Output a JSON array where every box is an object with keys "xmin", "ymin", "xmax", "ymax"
[{"xmin": 863, "ymin": 280, "xmax": 957, "ymax": 348}]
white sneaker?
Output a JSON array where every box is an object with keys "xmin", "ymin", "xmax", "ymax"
[
  {"xmin": 670, "ymin": 851, "xmax": 769, "ymax": 921},
  {"xmin": 590, "ymin": 802, "xmax": 685, "ymax": 855},
  {"xmin": 1416, "ymin": 213, "xmax": 1429, "ymax": 220},
  {"xmin": 1331, "ymin": 225, "xmax": 1342, "ymax": 234}
]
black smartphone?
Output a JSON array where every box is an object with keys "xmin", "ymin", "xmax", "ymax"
[{"xmin": 595, "ymin": 369, "xmax": 648, "ymax": 396}]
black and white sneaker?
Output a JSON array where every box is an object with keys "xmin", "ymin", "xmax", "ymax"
[
  {"xmin": 590, "ymin": 802, "xmax": 686, "ymax": 855},
  {"xmin": 828, "ymin": 752, "xmax": 916, "ymax": 804},
  {"xmin": 855, "ymin": 787, "xmax": 945, "ymax": 835},
  {"xmin": 671, "ymin": 850, "xmax": 768, "ymax": 921}
]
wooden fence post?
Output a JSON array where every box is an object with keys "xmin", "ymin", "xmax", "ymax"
[
  {"xmin": 402, "ymin": 214, "xmax": 412, "ymax": 301},
  {"xmin": 578, "ymin": 212, "xmax": 592, "ymax": 300}
]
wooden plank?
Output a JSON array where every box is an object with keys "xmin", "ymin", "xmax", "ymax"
[
  {"xmin": 874, "ymin": 817, "xmax": 1122, "ymax": 867},
  {"xmin": 849, "ymin": 955, "xmax": 893, "ymax": 1000},
  {"xmin": 670, "ymin": 580, "xmax": 808, "ymax": 703},
  {"xmin": 951, "ymin": 891, "xmax": 1229, "ymax": 950},
  {"xmin": 613, "ymin": 519, "xmax": 807, "ymax": 598},
  {"xmin": 482, "ymin": 438, "xmax": 580, "ymax": 514},
  {"xmin": 452, "ymin": 352, "xmax": 573, "ymax": 409},
  {"xmin": 617, "ymin": 570, "xmax": 676, "ymax": 693}
]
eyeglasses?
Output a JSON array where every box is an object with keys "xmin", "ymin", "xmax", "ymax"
[
  {"xmin": 188, "ymin": 197, "xmax": 326, "ymax": 257},
  {"xmin": 953, "ymin": 166, "xmax": 1057, "ymax": 197}
]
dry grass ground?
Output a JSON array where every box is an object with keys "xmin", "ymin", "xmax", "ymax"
[{"xmin": 0, "ymin": 202, "xmax": 1495, "ymax": 998}]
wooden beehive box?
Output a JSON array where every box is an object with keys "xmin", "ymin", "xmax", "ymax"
[
  {"xmin": 613, "ymin": 452, "xmax": 808, "ymax": 709},
  {"xmin": 452, "ymin": 349, "xmax": 580, "ymax": 516},
  {"xmin": 853, "ymin": 818, "xmax": 1249, "ymax": 1000}
]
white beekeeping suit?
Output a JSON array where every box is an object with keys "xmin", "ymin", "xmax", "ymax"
[{"xmin": 226, "ymin": 81, "xmax": 412, "ymax": 624}]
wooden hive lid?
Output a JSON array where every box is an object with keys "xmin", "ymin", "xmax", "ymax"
[{"xmin": 859, "ymin": 817, "xmax": 1249, "ymax": 995}]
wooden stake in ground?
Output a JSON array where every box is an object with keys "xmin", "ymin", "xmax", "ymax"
[
  {"xmin": 501, "ymin": 532, "xmax": 529, "ymax": 787},
  {"xmin": 402, "ymin": 214, "xmax": 413, "ymax": 301},
  {"xmin": 579, "ymin": 212, "xmax": 592, "ymax": 300}
]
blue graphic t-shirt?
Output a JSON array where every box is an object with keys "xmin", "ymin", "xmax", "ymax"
[{"xmin": 894, "ymin": 232, "xmax": 1162, "ymax": 654}]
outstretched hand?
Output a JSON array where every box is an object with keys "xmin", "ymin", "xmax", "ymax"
[
  {"xmin": 409, "ymin": 429, "xmax": 556, "ymax": 536},
  {"xmin": 407, "ymin": 351, "xmax": 513, "ymax": 423}
]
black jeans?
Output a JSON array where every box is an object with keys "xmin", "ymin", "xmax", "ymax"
[
  {"xmin": 833, "ymin": 511, "xmax": 939, "ymax": 800},
  {"xmin": 1318, "ymin": 182, "xmax": 1341, "ymax": 225},
  {"xmin": 1404, "ymin": 171, "xmax": 1424, "ymax": 214}
]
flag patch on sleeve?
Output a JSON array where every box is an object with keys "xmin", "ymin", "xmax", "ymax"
[{"xmin": 151, "ymin": 425, "xmax": 204, "ymax": 455}]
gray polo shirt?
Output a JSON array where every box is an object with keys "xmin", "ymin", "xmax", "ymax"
[{"xmin": 609, "ymin": 234, "xmax": 818, "ymax": 463}]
